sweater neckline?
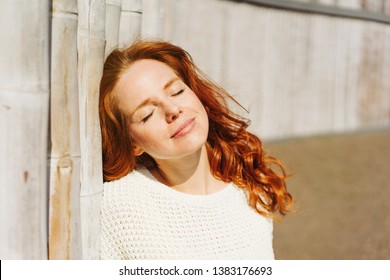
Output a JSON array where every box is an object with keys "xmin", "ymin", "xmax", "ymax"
[{"xmin": 135, "ymin": 167, "xmax": 235, "ymax": 202}]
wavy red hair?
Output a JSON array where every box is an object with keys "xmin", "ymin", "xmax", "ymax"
[{"xmin": 99, "ymin": 40, "xmax": 293, "ymax": 218}]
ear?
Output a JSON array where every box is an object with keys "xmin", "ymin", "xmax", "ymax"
[{"xmin": 133, "ymin": 145, "xmax": 144, "ymax": 156}]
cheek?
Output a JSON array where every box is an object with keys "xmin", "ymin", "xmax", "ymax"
[
  {"xmin": 129, "ymin": 125, "xmax": 163, "ymax": 148},
  {"xmin": 187, "ymin": 93, "xmax": 207, "ymax": 113},
  {"xmin": 195, "ymin": 99, "xmax": 209, "ymax": 120},
  {"xmin": 129, "ymin": 126, "xmax": 147, "ymax": 145}
]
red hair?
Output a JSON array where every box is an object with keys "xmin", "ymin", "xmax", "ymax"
[{"xmin": 99, "ymin": 40, "xmax": 293, "ymax": 218}]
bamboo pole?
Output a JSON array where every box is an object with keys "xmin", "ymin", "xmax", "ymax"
[
  {"xmin": 119, "ymin": 0, "xmax": 142, "ymax": 47},
  {"xmin": 141, "ymin": 0, "xmax": 162, "ymax": 38},
  {"xmin": 105, "ymin": 0, "xmax": 122, "ymax": 55},
  {"xmin": 77, "ymin": 0, "xmax": 106, "ymax": 259},
  {"xmin": 0, "ymin": 1, "xmax": 50, "ymax": 259},
  {"xmin": 48, "ymin": 0, "xmax": 82, "ymax": 259}
]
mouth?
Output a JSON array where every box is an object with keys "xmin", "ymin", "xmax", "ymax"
[{"xmin": 171, "ymin": 118, "xmax": 196, "ymax": 139}]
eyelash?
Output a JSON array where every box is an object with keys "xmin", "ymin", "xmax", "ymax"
[
  {"xmin": 142, "ymin": 110, "xmax": 154, "ymax": 123},
  {"xmin": 173, "ymin": 89, "xmax": 184, "ymax": 96},
  {"xmin": 141, "ymin": 90, "xmax": 184, "ymax": 123}
]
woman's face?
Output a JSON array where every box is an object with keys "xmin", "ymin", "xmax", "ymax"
[{"xmin": 115, "ymin": 59, "xmax": 209, "ymax": 161}]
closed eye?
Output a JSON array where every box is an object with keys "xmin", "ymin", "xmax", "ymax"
[
  {"xmin": 172, "ymin": 89, "xmax": 184, "ymax": 96},
  {"xmin": 141, "ymin": 110, "xmax": 154, "ymax": 123}
]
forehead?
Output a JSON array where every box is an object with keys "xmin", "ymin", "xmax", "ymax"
[
  {"xmin": 115, "ymin": 59, "xmax": 179, "ymax": 110},
  {"xmin": 118, "ymin": 59, "xmax": 177, "ymax": 91}
]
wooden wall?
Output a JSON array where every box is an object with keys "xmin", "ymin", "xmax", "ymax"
[
  {"xmin": 163, "ymin": 0, "xmax": 390, "ymax": 140},
  {"xmin": 47, "ymin": 0, "xmax": 161, "ymax": 260}
]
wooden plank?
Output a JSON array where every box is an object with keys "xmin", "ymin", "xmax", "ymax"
[
  {"xmin": 161, "ymin": 0, "xmax": 175, "ymax": 39},
  {"xmin": 344, "ymin": 20, "xmax": 363, "ymax": 130},
  {"xmin": 141, "ymin": 0, "xmax": 163, "ymax": 38},
  {"xmin": 77, "ymin": 0, "xmax": 106, "ymax": 259},
  {"xmin": 0, "ymin": 0, "xmax": 50, "ymax": 259},
  {"xmin": 48, "ymin": 0, "xmax": 81, "ymax": 260},
  {"xmin": 305, "ymin": 14, "xmax": 339, "ymax": 136},
  {"xmin": 332, "ymin": 17, "xmax": 349, "ymax": 133},
  {"xmin": 168, "ymin": 0, "xmax": 227, "ymax": 83},
  {"xmin": 119, "ymin": 0, "xmax": 142, "ymax": 47},
  {"xmin": 384, "ymin": 23, "xmax": 390, "ymax": 126},
  {"xmin": 48, "ymin": 157, "xmax": 81, "ymax": 259},
  {"xmin": 222, "ymin": 2, "xmax": 269, "ymax": 136},
  {"xmin": 105, "ymin": 0, "xmax": 122, "ymax": 55},
  {"xmin": 354, "ymin": 21, "xmax": 389, "ymax": 128},
  {"xmin": 259, "ymin": 8, "xmax": 294, "ymax": 139}
]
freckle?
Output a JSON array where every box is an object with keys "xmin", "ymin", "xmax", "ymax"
[{"xmin": 24, "ymin": 171, "xmax": 29, "ymax": 183}]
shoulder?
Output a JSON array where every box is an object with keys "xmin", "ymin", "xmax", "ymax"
[
  {"xmin": 102, "ymin": 167, "xmax": 154, "ymax": 206},
  {"xmin": 103, "ymin": 167, "xmax": 146, "ymax": 190}
]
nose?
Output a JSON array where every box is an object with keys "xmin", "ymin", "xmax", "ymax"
[{"xmin": 164, "ymin": 100, "xmax": 182, "ymax": 123}]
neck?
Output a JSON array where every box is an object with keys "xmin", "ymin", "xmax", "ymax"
[{"xmin": 152, "ymin": 145, "xmax": 227, "ymax": 195}]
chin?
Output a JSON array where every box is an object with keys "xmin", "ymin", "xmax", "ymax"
[{"xmin": 176, "ymin": 139, "xmax": 207, "ymax": 158}]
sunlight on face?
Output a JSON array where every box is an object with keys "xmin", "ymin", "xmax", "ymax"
[{"xmin": 115, "ymin": 59, "xmax": 209, "ymax": 161}]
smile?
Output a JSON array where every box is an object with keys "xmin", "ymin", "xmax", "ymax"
[{"xmin": 171, "ymin": 118, "xmax": 196, "ymax": 139}]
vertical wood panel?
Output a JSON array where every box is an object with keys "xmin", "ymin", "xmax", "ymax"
[
  {"xmin": 344, "ymin": 20, "xmax": 363, "ymax": 130},
  {"xmin": 223, "ymin": 3, "xmax": 269, "ymax": 135},
  {"xmin": 170, "ymin": 0, "xmax": 227, "ymax": 82},
  {"xmin": 261, "ymin": 9, "xmax": 294, "ymax": 139},
  {"xmin": 141, "ymin": 0, "xmax": 163, "ymax": 38},
  {"xmin": 384, "ymin": 24, "xmax": 390, "ymax": 125},
  {"xmin": 49, "ymin": 0, "xmax": 81, "ymax": 260},
  {"xmin": 332, "ymin": 17, "xmax": 349, "ymax": 133},
  {"xmin": 0, "ymin": 0, "xmax": 50, "ymax": 259},
  {"xmin": 384, "ymin": 1, "xmax": 390, "ymax": 16},
  {"xmin": 355, "ymin": 22, "xmax": 390, "ymax": 128},
  {"xmin": 161, "ymin": 0, "xmax": 175, "ymax": 39},
  {"xmin": 105, "ymin": 0, "xmax": 122, "ymax": 55},
  {"xmin": 119, "ymin": 0, "xmax": 142, "ymax": 47},
  {"xmin": 305, "ymin": 15, "xmax": 336, "ymax": 135},
  {"xmin": 77, "ymin": 0, "xmax": 106, "ymax": 259}
]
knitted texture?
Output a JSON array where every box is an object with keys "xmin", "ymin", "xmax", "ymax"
[{"xmin": 101, "ymin": 168, "xmax": 274, "ymax": 259}]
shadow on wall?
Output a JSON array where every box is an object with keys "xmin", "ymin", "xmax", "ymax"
[{"xmin": 268, "ymin": 128, "xmax": 390, "ymax": 260}]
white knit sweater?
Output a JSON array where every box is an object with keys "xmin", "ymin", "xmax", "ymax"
[{"xmin": 101, "ymin": 168, "xmax": 274, "ymax": 259}]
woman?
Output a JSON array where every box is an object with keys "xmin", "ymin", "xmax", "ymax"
[{"xmin": 99, "ymin": 40, "xmax": 293, "ymax": 259}]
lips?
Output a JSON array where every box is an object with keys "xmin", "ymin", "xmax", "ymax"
[{"xmin": 171, "ymin": 118, "xmax": 196, "ymax": 139}]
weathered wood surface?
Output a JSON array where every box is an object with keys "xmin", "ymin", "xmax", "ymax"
[
  {"xmin": 77, "ymin": 0, "xmax": 106, "ymax": 259},
  {"xmin": 163, "ymin": 0, "xmax": 390, "ymax": 140},
  {"xmin": 49, "ymin": 0, "xmax": 81, "ymax": 259},
  {"xmin": 2, "ymin": 0, "xmax": 388, "ymax": 260},
  {"xmin": 141, "ymin": 0, "xmax": 163, "ymax": 39},
  {"xmin": 105, "ymin": 0, "xmax": 122, "ymax": 55},
  {"xmin": 293, "ymin": 0, "xmax": 390, "ymax": 16},
  {"xmin": 118, "ymin": 0, "xmax": 142, "ymax": 48},
  {"xmin": 0, "ymin": 0, "xmax": 50, "ymax": 259}
]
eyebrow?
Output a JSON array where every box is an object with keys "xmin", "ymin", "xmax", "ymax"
[
  {"xmin": 132, "ymin": 97, "xmax": 153, "ymax": 117},
  {"xmin": 131, "ymin": 77, "xmax": 181, "ymax": 117},
  {"xmin": 163, "ymin": 77, "xmax": 180, "ymax": 90}
]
